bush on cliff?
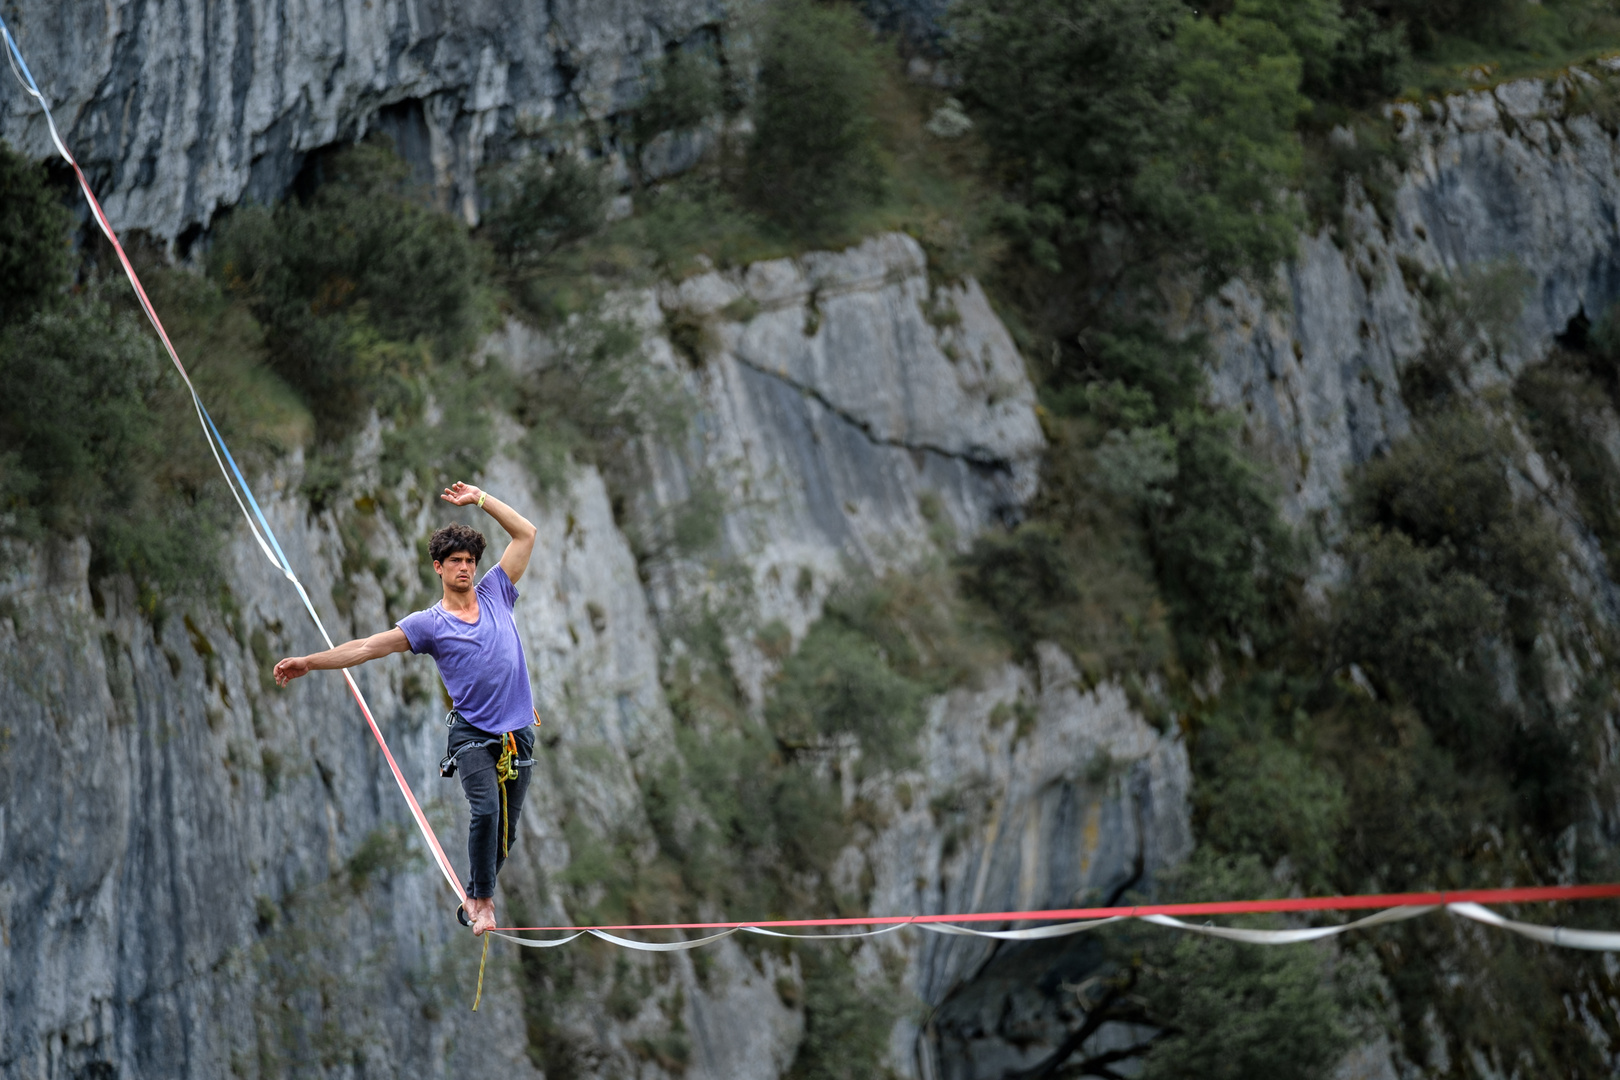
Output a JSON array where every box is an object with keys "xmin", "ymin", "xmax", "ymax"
[
  {"xmin": 744, "ymin": 0, "xmax": 885, "ymax": 239},
  {"xmin": 210, "ymin": 140, "xmax": 493, "ymax": 441},
  {"xmin": 949, "ymin": 0, "xmax": 1308, "ymax": 283},
  {"xmin": 0, "ymin": 142, "xmax": 73, "ymax": 328}
]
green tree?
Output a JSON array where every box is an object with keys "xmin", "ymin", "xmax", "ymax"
[
  {"xmin": 767, "ymin": 617, "xmax": 930, "ymax": 769},
  {"xmin": 1149, "ymin": 408, "xmax": 1296, "ymax": 658},
  {"xmin": 0, "ymin": 296, "xmax": 225, "ymax": 593},
  {"xmin": 0, "ymin": 140, "xmax": 73, "ymax": 328},
  {"xmin": 950, "ymin": 0, "xmax": 1308, "ymax": 282},
  {"xmin": 482, "ymin": 152, "xmax": 609, "ymax": 265},
  {"xmin": 1135, "ymin": 7, "xmax": 1308, "ymax": 283},
  {"xmin": 949, "ymin": 0, "xmax": 1185, "ymax": 272},
  {"xmin": 1133, "ymin": 855, "xmax": 1370, "ymax": 1080},
  {"xmin": 210, "ymin": 140, "xmax": 491, "ymax": 439},
  {"xmin": 633, "ymin": 48, "xmax": 723, "ymax": 156},
  {"xmin": 744, "ymin": 0, "xmax": 884, "ymax": 238}
]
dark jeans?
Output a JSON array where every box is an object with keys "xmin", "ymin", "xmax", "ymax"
[{"xmin": 445, "ymin": 718, "xmax": 534, "ymax": 900}]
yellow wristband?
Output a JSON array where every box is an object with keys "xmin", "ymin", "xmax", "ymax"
[{"xmin": 477, "ymin": 493, "xmax": 487, "ymax": 509}]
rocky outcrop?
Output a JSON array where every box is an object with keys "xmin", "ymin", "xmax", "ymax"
[
  {"xmin": 875, "ymin": 646, "xmax": 1190, "ymax": 1077},
  {"xmin": 1204, "ymin": 70, "xmax": 1620, "ymax": 535},
  {"xmin": 0, "ymin": 0, "xmax": 732, "ymax": 240},
  {"xmin": 0, "ymin": 233, "xmax": 1187, "ymax": 1080}
]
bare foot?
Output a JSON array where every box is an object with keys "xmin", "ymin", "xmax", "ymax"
[{"xmin": 466, "ymin": 896, "xmax": 497, "ymax": 936}]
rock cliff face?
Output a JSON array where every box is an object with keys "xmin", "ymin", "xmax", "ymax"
[
  {"xmin": 0, "ymin": 0, "xmax": 733, "ymax": 240},
  {"xmin": 0, "ymin": 231, "xmax": 1194, "ymax": 1079},
  {"xmin": 9, "ymin": 3, "xmax": 1620, "ymax": 1073},
  {"xmin": 1204, "ymin": 72, "xmax": 1620, "ymax": 540}
]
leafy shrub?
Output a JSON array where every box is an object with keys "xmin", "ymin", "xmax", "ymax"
[
  {"xmin": 950, "ymin": 0, "xmax": 1306, "ymax": 282},
  {"xmin": 511, "ymin": 310, "xmax": 688, "ymax": 500},
  {"xmin": 1363, "ymin": 0, "xmax": 1530, "ymax": 51},
  {"xmin": 1516, "ymin": 348, "xmax": 1620, "ymax": 569},
  {"xmin": 0, "ymin": 295, "xmax": 229, "ymax": 595},
  {"xmin": 482, "ymin": 152, "xmax": 609, "ymax": 266},
  {"xmin": 1350, "ymin": 409, "xmax": 1561, "ymax": 637},
  {"xmin": 1197, "ymin": 736, "xmax": 1347, "ymax": 887},
  {"xmin": 0, "ymin": 141, "xmax": 73, "ymax": 328},
  {"xmin": 210, "ymin": 140, "xmax": 492, "ymax": 439},
  {"xmin": 1131, "ymin": 853, "xmax": 1370, "ymax": 1080},
  {"xmin": 767, "ymin": 618, "xmax": 930, "ymax": 769},
  {"xmin": 1135, "ymin": 7, "xmax": 1308, "ymax": 284},
  {"xmin": 1336, "ymin": 529, "xmax": 1504, "ymax": 749},
  {"xmin": 958, "ymin": 524, "xmax": 1083, "ymax": 658},
  {"xmin": 784, "ymin": 947, "xmax": 900, "ymax": 1080},
  {"xmin": 1399, "ymin": 262, "xmax": 1532, "ymax": 412},
  {"xmin": 745, "ymin": 0, "xmax": 885, "ymax": 238}
]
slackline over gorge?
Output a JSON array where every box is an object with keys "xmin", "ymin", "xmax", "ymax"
[{"xmin": 12, "ymin": 1, "xmax": 1620, "ymax": 1076}]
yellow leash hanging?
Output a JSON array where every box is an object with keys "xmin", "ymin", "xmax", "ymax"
[
  {"xmin": 472, "ymin": 933, "xmax": 490, "ymax": 1011},
  {"xmin": 474, "ymin": 733, "xmax": 519, "ymax": 1012},
  {"xmin": 472, "ymin": 725, "xmax": 535, "ymax": 1012},
  {"xmin": 495, "ymin": 732, "xmax": 518, "ymax": 859}
]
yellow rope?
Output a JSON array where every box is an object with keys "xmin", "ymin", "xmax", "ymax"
[
  {"xmin": 474, "ymin": 731, "xmax": 523, "ymax": 1011},
  {"xmin": 495, "ymin": 732, "xmax": 517, "ymax": 860},
  {"xmin": 472, "ymin": 932, "xmax": 490, "ymax": 1011}
]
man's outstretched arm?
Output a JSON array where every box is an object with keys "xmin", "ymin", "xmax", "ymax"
[
  {"xmin": 273, "ymin": 628, "xmax": 412, "ymax": 687},
  {"xmin": 441, "ymin": 481, "xmax": 539, "ymax": 584}
]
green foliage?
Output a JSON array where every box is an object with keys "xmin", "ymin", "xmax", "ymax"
[
  {"xmin": 0, "ymin": 293, "xmax": 231, "ymax": 597},
  {"xmin": 958, "ymin": 524, "xmax": 1084, "ymax": 658},
  {"xmin": 0, "ymin": 141, "xmax": 73, "ymax": 328},
  {"xmin": 1139, "ymin": 8, "xmax": 1309, "ymax": 283},
  {"xmin": 950, "ymin": 0, "xmax": 1306, "ymax": 283},
  {"xmin": 1399, "ymin": 261, "xmax": 1533, "ymax": 412},
  {"xmin": 211, "ymin": 140, "xmax": 493, "ymax": 439},
  {"xmin": 1193, "ymin": 680, "xmax": 1348, "ymax": 889},
  {"xmin": 767, "ymin": 619, "xmax": 930, "ymax": 767},
  {"xmin": 1015, "ymin": 325, "xmax": 1295, "ymax": 669},
  {"xmin": 633, "ymin": 48, "xmax": 724, "ymax": 155},
  {"xmin": 1131, "ymin": 854, "xmax": 1371, "ymax": 1080},
  {"xmin": 1151, "ymin": 408, "xmax": 1296, "ymax": 658},
  {"xmin": 483, "ymin": 153, "xmax": 609, "ymax": 266},
  {"xmin": 1337, "ymin": 528, "xmax": 1504, "ymax": 741},
  {"xmin": 745, "ymin": 0, "xmax": 885, "ymax": 238},
  {"xmin": 949, "ymin": 0, "xmax": 1181, "ymax": 272},
  {"xmin": 1373, "ymin": 0, "xmax": 1533, "ymax": 51},
  {"xmin": 1516, "ymin": 340, "xmax": 1620, "ymax": 572},
  {"xmin": 784, "ymin": 947, "xmax": 901, "ymax": 1080},
  {"xmin": 1352, "ymin": 410, "xmax": 1561, "ymax": 638},
  {"xmin": 510, "ymin": 310, "xmax": 689, "ymax": 500}
]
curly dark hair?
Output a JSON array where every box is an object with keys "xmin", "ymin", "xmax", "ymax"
[{"xmin": 429, "ymin": 523, "xmax": 487, "ymax": 566}]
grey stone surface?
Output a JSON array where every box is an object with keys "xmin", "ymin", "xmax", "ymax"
[
  {"xmin": 1, "ymin": 236, "xmax": 1088, "ymax": 1079},
  {"xmin": 0, "ymin": 0, "xmax": 734, "ymax": 238},
  {"xmin": 1204, "ymin": 76, "xmax": 1620, "ymax": 541}
]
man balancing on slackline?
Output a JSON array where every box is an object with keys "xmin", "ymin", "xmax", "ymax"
[{"xmin": 272, "ymin": 481, "xmax": 539, "ymax": 936}]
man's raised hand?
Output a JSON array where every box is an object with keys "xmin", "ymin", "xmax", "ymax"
[
  {"xmin": 441, "ymin": 481, "xmax": 484, "ymax": 507},
  {"xmin": 273, "ymin": 656, "xmax": 311, "ymax": 687}
]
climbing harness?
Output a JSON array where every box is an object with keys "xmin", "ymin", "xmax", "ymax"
[{"xmin": 438, "ymin": 709, "xmax": 538, "ymax": 779}]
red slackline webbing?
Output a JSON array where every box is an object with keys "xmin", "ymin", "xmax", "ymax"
[{"xmin": 495, "ymin": 881, "xmax": 1620, "ymax": 933}]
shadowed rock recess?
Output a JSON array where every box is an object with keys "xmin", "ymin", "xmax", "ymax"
[{"xmin": 9, "ymin": 1, "xmax": 1620, "ymax": 1074}]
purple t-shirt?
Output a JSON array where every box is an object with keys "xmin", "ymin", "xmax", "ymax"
[{"xmin": 397, "ymin": 565, "xmax": 535, "ymax": 735}]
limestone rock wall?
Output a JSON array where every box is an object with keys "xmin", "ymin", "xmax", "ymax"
[
  {"xmin": 0, "ymin": 233, "xmax": 1189, "ymax": 1080},
  {"xmin": 0, "ymin": 0, "xmax": 735, "ymax": 238},
  {"xmin": 1205, "ymin": 71, "xmax": 1620, "ymax": 539}
]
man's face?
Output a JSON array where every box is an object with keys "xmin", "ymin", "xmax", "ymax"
[{"xmin": 435, "ymin": 551, "xmax": 478, "ymax": 593}]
